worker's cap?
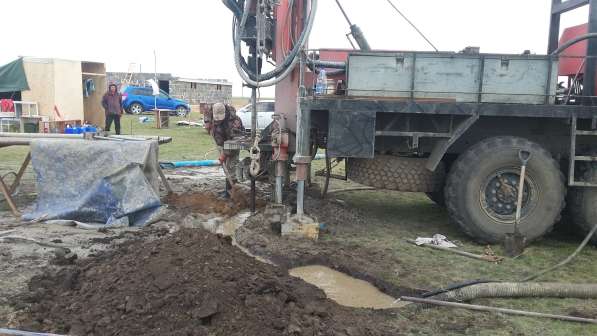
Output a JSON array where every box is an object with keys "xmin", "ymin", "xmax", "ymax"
[{"xmin": 213, "ymin": 103, "xmax": 226, "ymax": 122}]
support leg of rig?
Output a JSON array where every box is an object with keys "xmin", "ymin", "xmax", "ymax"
[{"xmin": 275, "ymin": 160, "xmax": 284, "ymax": 204}]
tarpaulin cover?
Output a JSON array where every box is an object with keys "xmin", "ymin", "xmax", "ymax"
[
  {"xmin": 23, "ymin": 139, "xmax": 162, "ymax": 226},
  {"xmin": 0, "ymin": 58, "xmax": 30, "ymax": 93}
]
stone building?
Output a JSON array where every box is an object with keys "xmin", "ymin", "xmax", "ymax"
[
  {"xmin": 107, "ymin": 72, "xmax": 232, "ymax": 106},
  {"xmin": 169, "ymin": 78, "xmax": 232, "ymax": 105}
]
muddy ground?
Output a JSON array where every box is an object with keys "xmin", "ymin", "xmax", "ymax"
[{"xmin": 1, "ymin": 167, "xmax": 597, "ymax": 335}]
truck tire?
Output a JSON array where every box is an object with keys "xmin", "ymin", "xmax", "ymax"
[
  {"xmin": 426, "ymin": 191, "xmax": 445, "ymax": 207},
  {"xmin": 445, "ymin": 136, "xmax": 565, "ymax": 244},
  {"xmin": 568, "ymin": 167, "xmax": 597, "ymax": 244},
  {"xmin": 346, "ymin": 156, "xmax": 445, "ymax": 192}
]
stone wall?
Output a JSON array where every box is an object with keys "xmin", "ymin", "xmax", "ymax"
[
  {"xmin": 106, "ymin": 72, "xmax": 174, "ymax": 87},
  {"xmin": 169, "ymin": 81, "xmax": 232, "ymax": 105}
]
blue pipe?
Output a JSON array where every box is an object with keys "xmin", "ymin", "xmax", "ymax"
[
  {"xmin": 160, "ymin": 160, "xmax": 221, "ymax": 169},
  {"xmin": 160, "ymin": 154, "xmax": 326, "ymax": 170}
]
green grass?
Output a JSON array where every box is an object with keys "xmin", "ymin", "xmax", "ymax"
[
  {"xmin": 120, "ymin": 111, "xmax": 218, "ymax": 161},
  {"xmin": 0, "ymin": 111, "xmax": 218, "ymax": 172},
  {"xmin": 321, "ymin": 187, "xmax": 597, "ymax": 335}
]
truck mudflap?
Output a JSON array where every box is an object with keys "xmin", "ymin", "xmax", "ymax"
[{"xmin": 327, "ymin": 109, "xmax": 375, "ymax": 158}]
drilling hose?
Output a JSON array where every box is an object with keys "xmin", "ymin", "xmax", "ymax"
[{"xmin": 428, "ymin": 282, "xmax": 597, "ymax": 302}]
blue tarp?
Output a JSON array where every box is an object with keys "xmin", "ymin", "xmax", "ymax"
[{"xmin": 23, "ymin": 139, "xmax": 162, "ymax": 226}]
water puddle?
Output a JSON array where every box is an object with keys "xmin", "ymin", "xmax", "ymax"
[{"xmin": 289, "ymin": 265, "xmax": 406, "ymax": 309}]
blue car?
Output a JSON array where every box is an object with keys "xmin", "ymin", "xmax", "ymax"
[{"xmin": 121, "ymin": 86, "xmax": 190, "ymax": 116}]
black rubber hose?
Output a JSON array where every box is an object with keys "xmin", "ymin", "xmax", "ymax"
[
  {"xmin": 234, "ymin": 0, "xmax": 315, "ymax": 82},
  {"xmin": 306, "ymin": 61, "xmax": 346, "ymax": 76},
  {"xmin": 321, "ymin": 150, "xmax": 331, "ymax": 199},
  {"xmin": 421, "ymin": 279, "xmax": 497, "ymax": 298},
  {"xmin": 551, "ymin": 33, "xmax": 597, "ymax": 56},
  {"xmin": 222, "ymin": 0, "xmax": 242, "ymax": 18}
]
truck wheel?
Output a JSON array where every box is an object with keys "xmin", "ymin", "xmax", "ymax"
[
  {"xmin": 568, "ymin": 167, "xmax": 597, "ymax": 244},
  {"xmin": 445, "ymin": 136, "xmax": 565, "ymax": 243},
  {"xmin": 346, "ymin": 156, "xmax": 445, "ymax": 192}
]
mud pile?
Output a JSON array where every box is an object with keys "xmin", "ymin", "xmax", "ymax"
[
  {"xmin": 165, "ymin": 185, "xmax": 266, "ymax": 217},
  {"xmin": 14, "ymin": 229, "xmax": 399, "ymax": 336}
]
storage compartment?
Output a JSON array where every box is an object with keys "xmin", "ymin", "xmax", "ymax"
[{"xmin": 347, "ymin": 52, "xmax": 558, "ymax": 105}]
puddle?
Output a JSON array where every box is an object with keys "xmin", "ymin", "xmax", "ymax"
[{"xmin": 289, "ymin": 265, "xmax": 406, "ymax": 309}]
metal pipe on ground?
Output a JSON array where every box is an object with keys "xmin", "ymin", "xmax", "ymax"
[
  {"xmin": 400, "ymin": 296, "xmax": 597, "ymax": 324},
  {"xmin": 0, "ymin": 329, "xmax": 67, "ymax": 336},
  {"xmin": 0, "ymin": 132, "xmax": 84, "ymax": 139}
]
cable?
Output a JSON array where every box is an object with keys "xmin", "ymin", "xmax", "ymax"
[
  {"xmin": 385, "ymin": 0, "xmax": 438, "ymax": 52},
  {"xmin": 335, "ymin": 0, "xmax": 352, "ymax": 26},
  {"xmin": 520, "ymin": 221, "xmax": 597, "ymax": 282}
]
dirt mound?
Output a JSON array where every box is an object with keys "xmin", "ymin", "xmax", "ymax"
[{"xmin": 13, "ymin": 229, "xmax": 399, "ymax": 336}]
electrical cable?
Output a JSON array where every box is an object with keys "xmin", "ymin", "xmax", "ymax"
[{"xmin": 385, "ymin": 0, "xmax": 438, "ymax": 52}]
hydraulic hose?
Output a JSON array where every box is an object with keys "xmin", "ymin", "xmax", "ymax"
[
  {"xmin": 310, "ymin": 59, "xmax": 346, "ymax": 69},
  {"xmin": 232, "ymin": 0, "xmax": 318, "ymax": 87},
  {"xmin": 222, "ymin": 0, "xmax": 242, "ymax": 19},
  {"xmin": 235, "ymin": 0, "xmax": 316, "ymax": 83},
  {"xmin": 551, "ymin": 33, "xmax": 597, "ymax": 56}
]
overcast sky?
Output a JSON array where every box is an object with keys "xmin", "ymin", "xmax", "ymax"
[{"xmin": 0, "ymin": 0, "xmax": 590, "ymax": 97}]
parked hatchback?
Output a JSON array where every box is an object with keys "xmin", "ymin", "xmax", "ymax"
[
  {"xmin": 237, "ymin": 100, "xmax": 275, "ymax": 131},
  {"xmin": 121, "ymin": 86, "xmax": 190, "ymax": 116}
]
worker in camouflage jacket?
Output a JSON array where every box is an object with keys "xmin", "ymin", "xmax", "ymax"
[{"xmin": 209, "ymin": 103, "xmax": 245, "ymax": 197}]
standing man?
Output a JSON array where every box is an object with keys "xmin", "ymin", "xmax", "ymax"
[
  {"xmin": 102, "ymin": 84, "xmax": 123, "ymax": 135},
  {"xmin": 210, "ymin": 102, "xmax": 245, "ymax": 197}
]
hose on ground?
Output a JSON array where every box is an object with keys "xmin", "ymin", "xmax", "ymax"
[
  {"xmin": 520, "ymin": 221, "xmax": 597, "ymax": 282},
  {"xmin": 421, "ymin": 279, "xmax": 498, "ymax": 298},
  {"xmin": 428, "ymin": 282, "xmax": 597, "ymax": 302},
  {"xmin": 418, "ymin": 222, "xmax": 597, "ymax": 303}
]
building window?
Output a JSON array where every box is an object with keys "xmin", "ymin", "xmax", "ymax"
[
  {"xmin": 216, "ymin": 84, "xmax": 222, "ymax": 91},
  {"xmin": 190, "ymin": 82, "xmax": 197, "ymax": 89}
]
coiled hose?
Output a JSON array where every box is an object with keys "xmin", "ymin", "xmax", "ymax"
[{"xmin": 231, "ymin": 0, "xmax": 318, "ymax": 87}]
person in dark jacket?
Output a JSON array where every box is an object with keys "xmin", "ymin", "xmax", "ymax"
[
  {"xmin": 101, "ymin": 84, "xmax": 123, "ymax": 135},
  {"xmin": 210, "ymin": 103, "xmax": 245, "ymax": 197}
]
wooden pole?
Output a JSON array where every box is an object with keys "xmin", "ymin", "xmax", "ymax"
[
  {"xmin": 9, "ymin": 152, "xmax": 31, "ymax": 195},
  {"xmin": 400, "ymin": 296, "xmax": 597, "ymax": 324},
  {"xmin": 0, "ymin": 175, "xmax": 20, "ymax": 216}
]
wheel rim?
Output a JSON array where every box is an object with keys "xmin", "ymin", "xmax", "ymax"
[
  {"xmin": 131, "ymin": 104, "xmax": 142, "ymax": 114},
  {"xmin": 176, "ymin": 107, "xmax": 187, "ymax": 117},
  {"xmin": 479, "ymin": 167, "xmax": 539, "ymax": 223}
]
